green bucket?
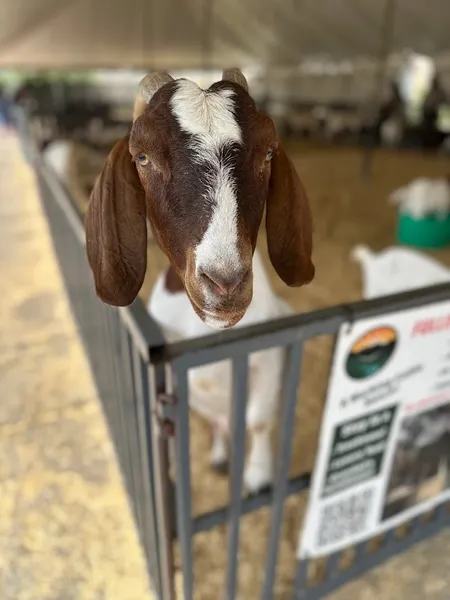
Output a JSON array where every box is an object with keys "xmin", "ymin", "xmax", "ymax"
[{"xmin": 397, "ymin": 212, "xmax": 450, "ymax": 249}]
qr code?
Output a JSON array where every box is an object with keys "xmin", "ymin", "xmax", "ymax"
[{"xmin": 316, "ymin": 488, "xmax": 374, "ymax": 548}]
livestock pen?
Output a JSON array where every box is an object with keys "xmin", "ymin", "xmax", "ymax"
[{"xmin": 14, "ymin": 107, "xmax": 450, "ymax": 599}]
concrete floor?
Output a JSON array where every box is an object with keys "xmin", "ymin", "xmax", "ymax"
[
  {"xmin": 0, "ymin": 132, "xmax": 152, "ymax": 600},
  {"xmin": 1, "ymin": 129, "xmax": 450, "ymax": 599}
]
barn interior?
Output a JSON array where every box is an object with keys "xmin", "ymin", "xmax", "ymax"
[{"xmin": 3, "ymin": 1, "xmax": 450, "ymax": 599}]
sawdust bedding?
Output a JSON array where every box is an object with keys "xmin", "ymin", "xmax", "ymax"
[{"xmin": 68, "ymin": 141, "xmax": 450, "ymax": 598}]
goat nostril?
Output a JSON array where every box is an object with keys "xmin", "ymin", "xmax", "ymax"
[
  {"xmin": 200, "ymin": 270, "xmax": 247, "ymax": 296},
  {"xmin": 201, "ymin": 273, "xmax": 228, "ymax": 296}
]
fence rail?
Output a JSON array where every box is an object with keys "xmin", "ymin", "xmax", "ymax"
[{"xmin": 15, "ymin": 106, "xmax": 450, "ymax": 599}]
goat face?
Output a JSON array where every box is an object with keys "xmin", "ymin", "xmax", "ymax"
[{"xmin": 85, "ymin": 70, "xmax": 315, "ymax": 329}]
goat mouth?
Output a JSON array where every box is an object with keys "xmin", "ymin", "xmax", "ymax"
[{"xmin": 189, "ymin": 297, "xmax": 247, "ymax": 329}]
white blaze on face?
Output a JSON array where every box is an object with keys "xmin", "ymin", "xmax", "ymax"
[{"xmin": 171, "ymin": 80, "xmax": 243, "ymax": 290}]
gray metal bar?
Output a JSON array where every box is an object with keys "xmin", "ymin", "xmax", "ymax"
[
  {"xmin": 115, "ymin": 317, "xmax": 138, "ymax": 501},
  {"xmin": 326, "ymin": 552, "xmax": 340, "ymax": 579},
  {"xmin": 293, "ymin": 560, "xmax": 309, "ymax": 599},
  {"xmin": 101, "ymin": 307, "xmax": 134, "ymax": 490},
  {"xmin": 408, "ymin": 514, "xmax": 424, "ymax": 545},
  {"xmin": 130, "ymin": 346, "xmax": 158, "ymax": 569},
  {"xmin": 155, "ymin": 282, "xmax": 450, "ymax": 368},
  {"xmin": 125, "ymin": 328, "xmax": 146, "ymax": 532},
  {"xmin": 261, "ymin": 342, "xmax": 303, "ymax": 600},
  {"xmin": 226, "ymin": 355, "xmax": 249, "ymax": 600},
  {"xmin": 133, "ymin": 351, "xmax": 164, "ymax": 594},
  {"xmin": 192, "ymin": 473, "xmax": 311, "ymax": 534},
  {"xmin": 148, "ymin": 363, "xmax": 176, "ymax": 600},
  {"xmin": 292, "ymin": 504, "xmax": 450, "ymax": 599},
  {"xmin": 170, "ymin": 360, "xmax": 194, "ymax": 599},
  {"xmin": 361, "ymin": 0, "xmax": 397, "ymax": 179},
  {"xmin": 130, "ymin": 343, "xmax": 152, "ymax": 543},
  {"xmin": 104, "ymin": 308, "xmax": 142, "ymax": 531},
  {"xmin": 155, "ymin": 310, "xmax": 345, "ymax": 368}
]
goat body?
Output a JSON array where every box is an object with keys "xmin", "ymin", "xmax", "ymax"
[
  {"xmin": 351, "ymin": 244, "xmax": 450, "ymax": 299},
  {"xmin": 148, "ymin": 249, "xmax": 292, "ymax": 493}
]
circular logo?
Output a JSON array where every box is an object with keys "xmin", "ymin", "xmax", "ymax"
[{"xmin": 345, "ymin": 326, "xmax": 397, "ymax": 380}]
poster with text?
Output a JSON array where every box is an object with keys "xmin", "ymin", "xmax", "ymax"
[{"xmin": 298, "ymin": 299, "xmax": 450, "ymax": 559}]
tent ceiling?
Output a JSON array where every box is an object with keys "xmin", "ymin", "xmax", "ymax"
[{"xmin": 1, "ymin": 0, "xmax": 449, "ymax": 69}]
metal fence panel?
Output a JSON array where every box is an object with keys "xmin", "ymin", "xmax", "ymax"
[
  {"xmin": 30, "ymin": 141, "xmax": 165, "ymax": 595},
  {"xmin": 262, "ymin": 342, "xmax": 304, "ymax": 600},
  {"xmin": 226, "ymin": 355, "xmax": 249, "ymax": 599},
  {"xmin": 18, "ymin": 107, "xmax": 450, "ymax": 599},
  {"xmin": 170, "ymin": 362, "xmax": 195, "ymax": 599},
  {"xmin": 292, "ymin": 504, "xmax": 450, "ymax": 599},
  {"xmin": 165, "ymin": 318, "xmax": 450, "ymax": 599}
]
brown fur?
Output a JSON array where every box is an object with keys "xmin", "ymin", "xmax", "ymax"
[
  {"xmin": 85, "ymin": 137, "xmax": 147, "ymax": 306},
  {"xmin": 85, "ymin": 73, "xmax": 315, "ymax": 321},
  {"xmin": 267, "ymin": 143, "xmax": 315, "ymax": 286}
]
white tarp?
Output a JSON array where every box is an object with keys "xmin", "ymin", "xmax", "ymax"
[{"xmin": 1, "ymin": 0, "xmax": 450, "ymax": 69}]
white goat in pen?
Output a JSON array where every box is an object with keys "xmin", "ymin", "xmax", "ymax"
[
  {"xmin": 389, "ymin": 177, "xmax": 450, "ymax": 220},
  {"xmin": 148, "ymin": 249, "xmax": 293, "ymax": 492},
  {"xmin": 85, "ymin": 69, "xmax": 315, "ymax": 493}
]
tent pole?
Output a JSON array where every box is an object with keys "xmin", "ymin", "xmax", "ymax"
[
  {"xmin": 361, "ymin": 0, "xmax": 397, "ymax": 179},
  {"xmin": 201, "ymin": 0, "xmax": 214, "ymax": 73}
]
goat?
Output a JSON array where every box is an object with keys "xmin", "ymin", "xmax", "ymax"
[
  {"xmin": 351, "ymin": 244, "xmax": 450, "ymax": 299},
  {"xmin": 148, "ymin": 249, "xmax": 293, "ymax": 492},
  {"xmin": 85, "ymin": 69, "xmax": 315, "ymax": 492},
  {"xmin": 389, "ymin": 177, "xmax": 450, "ymax": 220}
]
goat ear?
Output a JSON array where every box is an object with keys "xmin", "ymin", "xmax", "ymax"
[
  {"xmin": 85, "ymin": 136, "xmax": 147, "ymax": 306},
  {"xmin": 266, "ymin": 143, "xmax": 315, "ymax": 286}
]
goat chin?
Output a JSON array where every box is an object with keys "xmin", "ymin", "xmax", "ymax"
[{"xmin": 147, "ymin": 248, "xmax": 291, "ymax": 493}]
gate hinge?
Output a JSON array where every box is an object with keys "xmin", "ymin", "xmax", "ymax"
[{"xmin": 154, "ymin": 393, "xmax": 177, "ymax": 437}]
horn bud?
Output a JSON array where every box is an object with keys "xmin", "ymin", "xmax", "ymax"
[
  {"xmin": 133, "ymin": 72, "xmax": 174, "ymax": 121},
  {"xmin": 222, "ymin": 68, "xmax": 249, "ymax": 92}
]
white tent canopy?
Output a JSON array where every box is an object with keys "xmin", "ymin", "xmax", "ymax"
[{"xmin": 1, "ymin": 0, "xmax": 450, "ymax": 70}]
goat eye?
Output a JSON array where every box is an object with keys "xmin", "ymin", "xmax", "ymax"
[
  {"xmin": 137, "ymin": 153, "xmax": 150, "ymax": 166},
  {"xmin": 265, "ymin": 149, "xmax": 274, "ymax": 162}
]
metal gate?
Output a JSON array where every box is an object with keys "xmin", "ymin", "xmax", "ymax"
[
  {"xmin": 155, "ymin": 285, "xmax": 450, "ymax": 600},
  {"xmin": 16, "ymin": 109, "xmax": 450, "ymax": 599}
]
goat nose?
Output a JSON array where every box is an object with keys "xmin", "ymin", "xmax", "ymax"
[{"xmin": 200, "ymin": 268, "xmax": 248, "ymax": 296}]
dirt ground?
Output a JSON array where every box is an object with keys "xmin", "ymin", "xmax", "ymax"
[{"xmin": 70, "ymin": 141, "xmax": 450, "ymax": 599}]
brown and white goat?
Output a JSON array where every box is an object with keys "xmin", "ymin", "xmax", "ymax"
[
  {"xmin": 85, "ymin": 69, "xmax": 314, "ymax": 330},
  {"xmin": 85, "ymin": 69, "xmax": 315, "ymax": 492}
]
